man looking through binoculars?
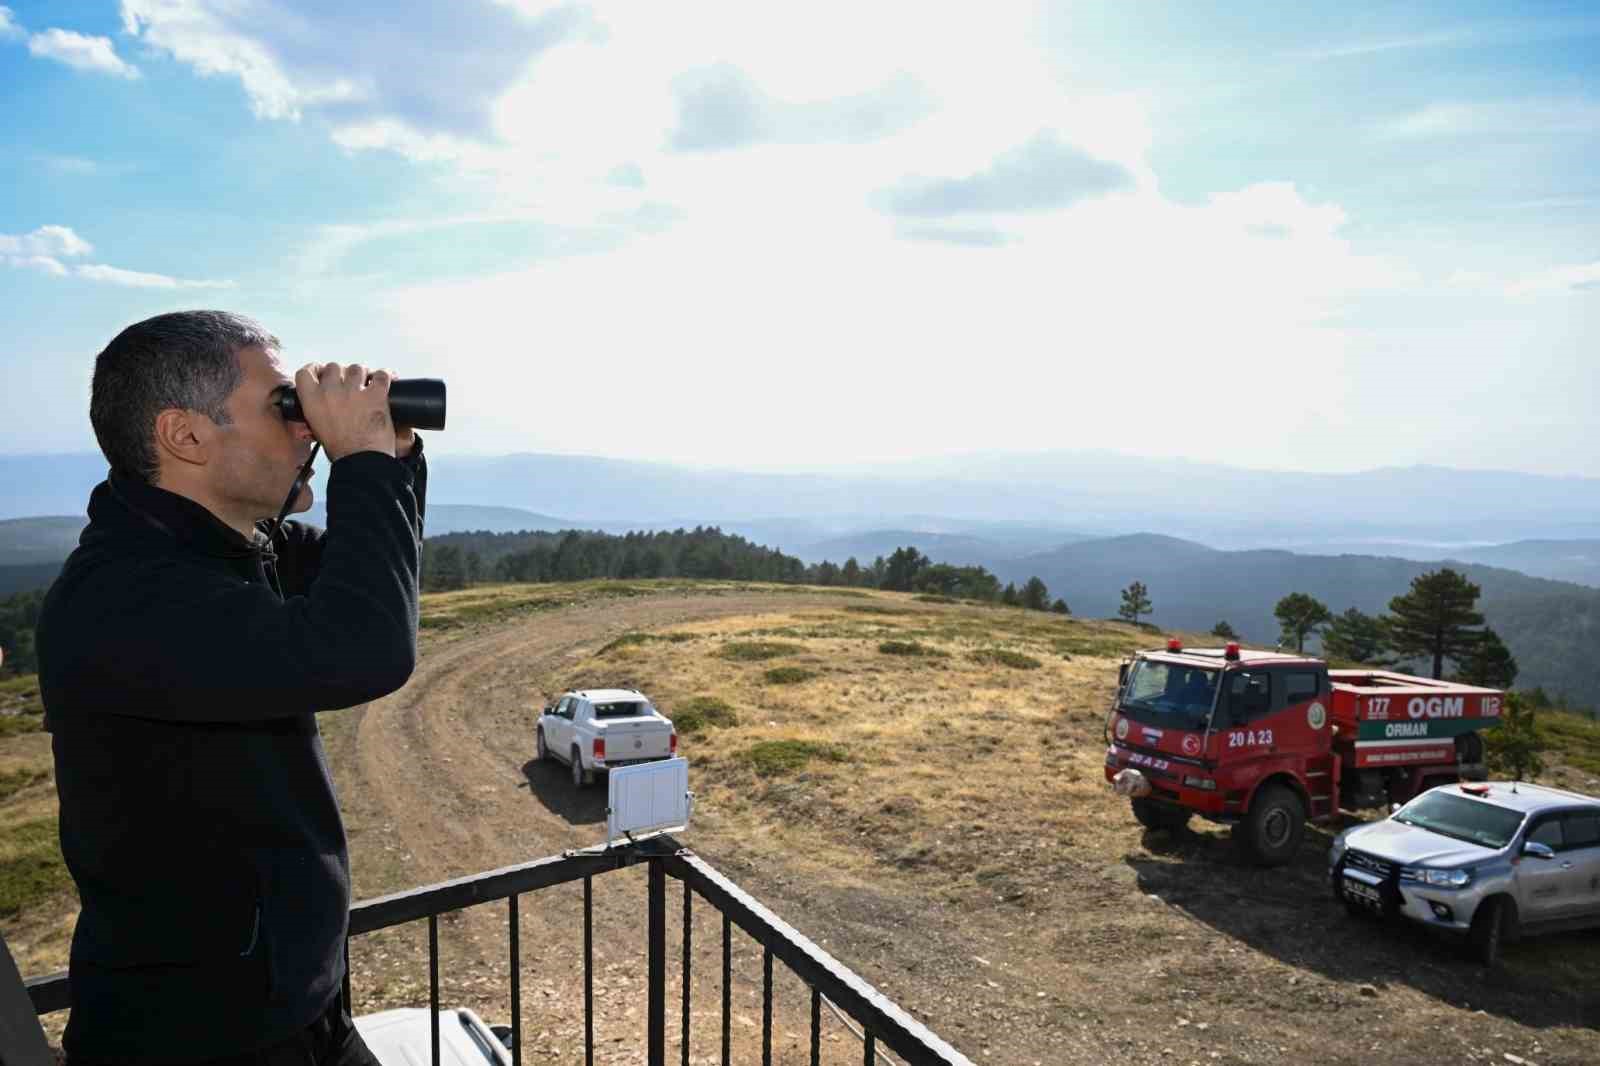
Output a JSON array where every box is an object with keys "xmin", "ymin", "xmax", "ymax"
[{"xmin": 37, "ymin": 310, "xmax": 428, "ymax": 1065}]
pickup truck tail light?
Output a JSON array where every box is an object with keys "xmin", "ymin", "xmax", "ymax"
[
  {"xmin": 593, "ymin": 738, "xmax": 605, "ymax": 760},
  {"xmin": 670, "ymin": 732, "xmax": 678, "ymax": 754}
]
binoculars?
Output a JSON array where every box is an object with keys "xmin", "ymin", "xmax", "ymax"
[{"xmin": 275, "ymin": 378, "xmax": 447, "ymax": 431}]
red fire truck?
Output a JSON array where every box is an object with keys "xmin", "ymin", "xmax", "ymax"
[{"xmin": 1102, "ymin": 640, "xmax": 1503, "ymax": 865}]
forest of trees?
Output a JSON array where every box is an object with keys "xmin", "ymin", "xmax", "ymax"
[
  {"xmin": 0, "ymin": 529, "xmax": 1067, "ymax": 677},
  {"xmin": 419, "ymin": 529, "xmax": 1069, "ymax": 613}
]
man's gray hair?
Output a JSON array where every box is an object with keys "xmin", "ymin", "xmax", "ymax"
[{"xmin": 91, "ymin": 310, "xmax": 280, "ymax": 483}]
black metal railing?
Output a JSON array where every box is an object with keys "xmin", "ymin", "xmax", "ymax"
[{"xmin": 26, "ymin": 837, "xmax": 971, "ymax": 1066}]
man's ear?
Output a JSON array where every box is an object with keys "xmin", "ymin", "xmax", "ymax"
[{"xmin": 153, "ymin": 408, "xmax": 212, "ymax": 469}]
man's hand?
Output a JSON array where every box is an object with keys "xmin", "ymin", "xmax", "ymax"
[
  {"xmin": 395, "ymin": 424, "xmax": 416, "ymax": 457},
  {"xmin": 293, "ymin": 363, "xmax": 397, "ymax": 461}
]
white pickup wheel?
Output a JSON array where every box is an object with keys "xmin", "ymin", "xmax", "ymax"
[{"xmin": 571, "ymin": 747, "xmax": 592, "ymax": 788}]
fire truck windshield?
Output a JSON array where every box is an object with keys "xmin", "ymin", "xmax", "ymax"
[{"xmin": 1121, "ymin": 659, "xmax": 1218, "ymax": 728}]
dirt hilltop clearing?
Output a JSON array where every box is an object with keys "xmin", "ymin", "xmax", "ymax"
[{"xmin": 6, "ymin": 580, "xmax": 1599, "ymax": 1064}]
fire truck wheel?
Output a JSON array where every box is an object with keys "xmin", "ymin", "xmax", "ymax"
[
  {"xmin": 1235, "ymin": 784, "xmax": 1305, "ymax": 866},
  {"xmin": 1131, "ymin": 798, "xmax": 1191, "ymax": 831}
]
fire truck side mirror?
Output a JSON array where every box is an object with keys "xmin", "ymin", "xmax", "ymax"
[{"xmin": 1118, "ymin": 663, "xmax": 1129, "ymax": 687}]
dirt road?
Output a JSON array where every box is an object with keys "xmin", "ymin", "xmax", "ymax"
[{"xmin": 326, "ymin": 590, "xmax": 892, "ymax": 1064}]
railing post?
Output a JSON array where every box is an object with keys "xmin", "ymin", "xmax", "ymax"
[
  {"xmin": 584, "ymin": 875, "xmax": 594, "ymax": 1066},
  {"xmin": 508, "ymin": 894, "xmax": 521, "ymax": 1066},
  {"xmin": 428, "ymin": 914, "xmax": 440, "ymax": 1066},
  {"xmin": 648, "ymin": 857, "xmax": 666, "ymax": 1066},
  {"xmin": 682, "ymin": 881, "xmax": 692, "ymax": 1066}
]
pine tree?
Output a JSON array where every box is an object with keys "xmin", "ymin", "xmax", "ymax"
[
  {"xmin": 882, "ymin": 547, "xmax": 930, "ymax": 592},
  {"xmin": 1319, "ymin": 608, "xmax": 1393, "ymax": 666},
  {"xmin": 1021, "ymin": 576, "xmax": 1051, "ymax": 611},
  {"xmin": 1118, "ymin": 581, "xmax": 1152, "ymax": 625},
  {"xmin": 1456, "ymin": 627, "xmax": 1519, "ymax": 689},
  {"xmin": 1001, "ymin": 582, "xmax": 1020, "ymax": 606},
  {"xmin": 1210, "ymin": 620, "xmax": 1238, "ymax": 640},
  {"xmin": 1484, "ymin": 692, "xmax": 1543, "ymax": 781},
  {"xmin": 1384, "ymin": 568, "xmax": 1485, "ymax": 679},
  {"xmin": 1051, "ymin": 598, "xmax": 1070, "ymax": 615},
  {"xmin": 1274, "ymin": 592, "xmax": 1332, "ymax": 653}
]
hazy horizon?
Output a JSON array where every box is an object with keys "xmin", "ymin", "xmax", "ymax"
[{"xmin": 5, "ymin": 442, "xmax": 1600, "ymax": 484}]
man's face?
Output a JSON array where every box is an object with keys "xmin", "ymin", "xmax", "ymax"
[{"xmin": 207, "ymin": 345, "xmax": 317, "ymax": 523}]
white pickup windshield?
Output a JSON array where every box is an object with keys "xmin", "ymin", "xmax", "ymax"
[
  {"xmin": 1122, "ymin": 660, "xmax": 1218, "ymax": 729},
  {"xmin": 1392, "ymin": 791, "xmax": 1525, "ymax": 849}
]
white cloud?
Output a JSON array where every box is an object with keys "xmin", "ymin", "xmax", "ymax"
[
  {"xmin": 367, "ymin": 176, "xmax": 1408, "ymax": 466},
  {"xmin": 1382, "ymin": 98, "xmax": 1600, "ymax": 138},
  {"xmin": 27, "ymin": 28, "xmax": 140, "ymax": 78},
  {"xmin": 0, "ymin": 225, "xmax": 94, "ymax": 259},
  {"xmin": 0, "ymin": 6, "xmax": 22, "ymax": 40},
  {"xmin": 0, "ymin": 225, "xmax": 230, "ymax": 288},
  {"xmin": 1293, "ymin": 30, "xmax": 1471, "ymax": 60},
  {"xmin": 74, "ymin": 264, "xmax": 234, "ymax": 289},
  {"xmin": 5, "ymin": 255, "xmax": 67, "ymax": 276},
  {"xmin": 120, "ymin": 0, "xmax": 580, "ymax": 138},
  {"xmin": 1507, "ymin": 261, "xmax": 1600, "ymax": 297}
]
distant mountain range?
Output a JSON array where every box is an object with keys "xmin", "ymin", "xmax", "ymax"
[
  {"xmin": 8, "ymin": 449, "xmax": 1600, "ymax": 546},
  {"xmin": 987, "ymin": 533, "xmax": 1598, "ymax": 708},
  {"xmin": 7, "ymin": 449, "xmax": 1598, "ymax": 704}
]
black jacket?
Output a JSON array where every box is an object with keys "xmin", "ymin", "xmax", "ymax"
[{"xmin": 38, "ymin": 442, "xmax": 426, "ymax": 1063}]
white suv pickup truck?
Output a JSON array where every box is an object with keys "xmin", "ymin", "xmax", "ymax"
[{"xmin": 536, "ymin": 688, "xmax": 678, "ymax": 788}]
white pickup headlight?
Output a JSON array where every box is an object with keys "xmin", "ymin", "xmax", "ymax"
[{"xmin": 1403, "ymin": 867, "xmax": 1471, "ymax": 887}]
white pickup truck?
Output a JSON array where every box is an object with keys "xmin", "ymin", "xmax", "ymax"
[{"xmin": 536, "ymin": 688, "xmax": 678, "ymax": 788}]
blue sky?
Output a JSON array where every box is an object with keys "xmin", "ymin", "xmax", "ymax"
[{"xmin": 1, "ymin": 1, "xmax": 1596, "ymax": 474}]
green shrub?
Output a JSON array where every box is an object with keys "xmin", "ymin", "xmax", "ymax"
[
  {"xmin": 0, "ymin": 818, "xmax": 72, "ymax": 919},
  {"xmin": 878, "ymin": 640, "xmax": 948, "ymax": 658},
  {"xmin": 844, "ymin": 604, "xmax": 915, "ymax": 616},
  {"xmin": 717, "ymin": 641, "xmax": 801, "ymax": 662},
  {"xmin": 763, "ymin": 666, "xmax": 815, "ymax": 685},
  {"xmin": 970, "ymin": 648, "xmax": 1043, "ymax": 670},
  {"xmin": 913, "ymin": 594, "xmax": 957, "ymax": 604},
  {"xmin": 670, "ymin": 696, "xmax": 738, "ymax": 735},
  {"xmin": 747, "ymin": 740, "xmax": 848, "ymax": 777},
  {"xmin": 600, "ymin": 631, "xmax": 696, "ymax": 654}
]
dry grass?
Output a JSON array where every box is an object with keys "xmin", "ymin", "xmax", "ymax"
[
  {"xmin": 556, "ymin": 596, "xmax": 1150, "ymax": 887},
  {"xmin": 0, "ymin": 675, "xmax": 45, "ymax": 739}
]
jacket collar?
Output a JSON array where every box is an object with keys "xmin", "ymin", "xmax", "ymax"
[{"xmin": 94, "ymin": 470, "xmax": 269, "ymax": 560}]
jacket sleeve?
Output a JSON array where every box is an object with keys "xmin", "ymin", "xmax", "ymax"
[
  {"xmin": 78, "ymin": 451, "xmax": 422, "ymax": 722},
  {"xmin": 274, "ymin": 434, "xmax": 426, "ymax": 596}
]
